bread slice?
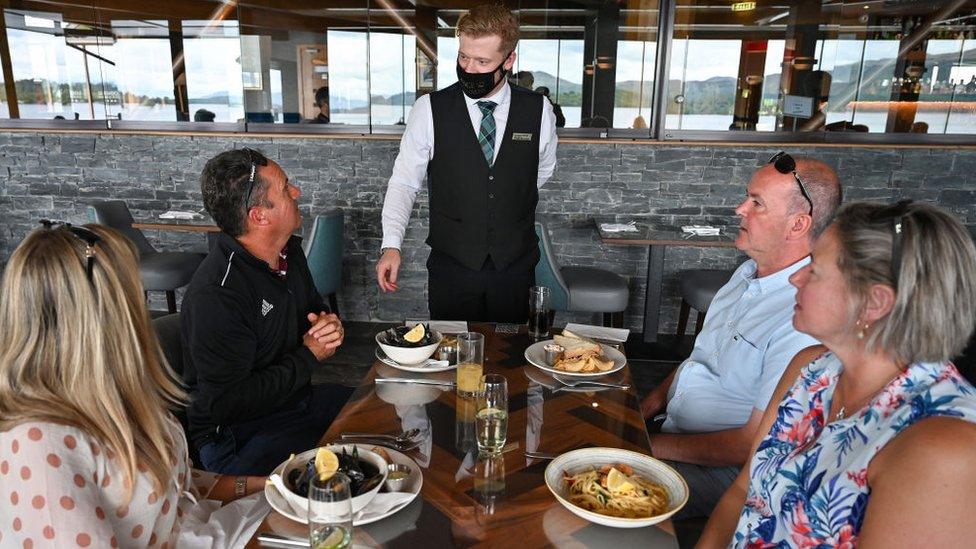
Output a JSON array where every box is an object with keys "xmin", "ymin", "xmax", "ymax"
[{"xmin": 553, "ymin": 334, "xmax": 601, "ymax": 358}]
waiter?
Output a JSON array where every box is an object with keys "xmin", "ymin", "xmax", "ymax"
[{"xmin": 376, "ymin": 4, "xmax": 557, "ymax": 323}]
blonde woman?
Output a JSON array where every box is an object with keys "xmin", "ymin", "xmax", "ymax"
[
  {"xmin": 698, "ymin": 201, "xmax": 976, "ymax": 547},
  {"xmin": 0, "ymin": 223, "xmax": 262, "ymax": 547}
]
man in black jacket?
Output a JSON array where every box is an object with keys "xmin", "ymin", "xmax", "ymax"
[{"xmin": 182, "ymin": 147, "xmax": 352, "ymax": 475}]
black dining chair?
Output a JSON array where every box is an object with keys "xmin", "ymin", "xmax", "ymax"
[
  {"xmin": 151, "ymin": 313, "xmax": 199, "ymax": 465},
  {"xmin": 88, "ymin": 201, "xmax": 205, "ymax": 313}
]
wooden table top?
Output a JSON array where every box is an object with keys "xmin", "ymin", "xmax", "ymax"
[
  {"xmin": 598, "ymin": 222, "xmax": 736, "ymax": 248},
  {"xmin": 249, "ymin": 324, "xmax": 677, "ymax": 548},
  {"xmin": 132, "ymin": 218, "xmax": 220, "ymax": 233}
]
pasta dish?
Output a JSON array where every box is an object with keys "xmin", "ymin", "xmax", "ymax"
[{"xmin": 563, "ymin": 464, "xmax": 669, "ymax": 518}]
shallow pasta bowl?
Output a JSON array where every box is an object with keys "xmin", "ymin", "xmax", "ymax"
[{"xmin": 544, "ymin": 447, "xmax": 688, "ymax": 528}]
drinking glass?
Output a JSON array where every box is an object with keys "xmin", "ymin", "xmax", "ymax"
[
  {"xmin": 455, "ymin": 394, "xmax": 477, "ymax": 454},
  {"xmin": 475, "ymin": 374, "xmax": 508, "ymax": 454},
  {"xmin": 308, "ymin": 473, "xmax": 353, "ymax": 549},
  {"xmin": 456, "ymin": 332, "xmax": 485, "ymax": 397},
  {"xmin": 527, "ymin": 286, "xmax": 554, "ymax": 340}
]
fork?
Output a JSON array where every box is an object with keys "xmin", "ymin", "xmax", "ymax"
[{"xmin": 552, "ymin": 376, "xmax": 630, "ymax": 390}]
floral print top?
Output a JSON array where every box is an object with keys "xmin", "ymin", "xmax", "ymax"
[{"xmin": 733, "ymin": 352, "xmax": 976, "ymax": 548}]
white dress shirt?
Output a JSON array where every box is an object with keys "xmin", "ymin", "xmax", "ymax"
[{"xmin": 380, "ymin": 81, "xmax": 558, "ymax": 251}]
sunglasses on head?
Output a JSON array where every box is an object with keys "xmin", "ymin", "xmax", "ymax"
[
  {"xmin": 769, "ymin": 151, "xmax": 814, "ymax": 217},
  {"xmin": 870, "ymin": 199, "xmax": 913, "ymax": 289},
  {"xmin": 39, "ymin": 220, "xmax": 101, "ymax": 282},
  {"xmin": 241, "ymin": 147, "xmax": 257, "ymax": 213}
]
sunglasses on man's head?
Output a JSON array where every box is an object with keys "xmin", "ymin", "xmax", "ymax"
[
  {"xmin": 769, "ymin": 151, "xmax": 814, "ymax": 217},
  {"xmin": 241, "ymin": 147, "xmax": 257, "ymax": 213},
  {"xmin": 39, "ymin": 220, "xmax": 101, "ymax": 282}
]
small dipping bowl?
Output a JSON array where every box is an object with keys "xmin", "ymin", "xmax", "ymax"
[
  {"xmin": 385, "ymin": 463, "xmax": 412, "ymax": 492},
  {"xmin": 544, "ymin": 343, "xmax": 565, "ymax": 366},
  {"xmin": 436, "ymin": 343, "xmax": 457, "ymax": 364}
]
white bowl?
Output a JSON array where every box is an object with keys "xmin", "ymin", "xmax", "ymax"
[
  {"xmin": 278, "ymin": 444, "xmax": 388, "ymax": 514},
  {"xmin": 375, "ymin": 329, "xmax": 443, "ymax": 365},
  {"xmin": 544, "ymin": 447, "xmax": 688, "ymax": 529}
]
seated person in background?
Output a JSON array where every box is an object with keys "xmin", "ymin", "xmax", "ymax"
[
  {"xmin": 641, "ymin": 153, "xmax": 842, "ymax": 518},
  {"xmin": 535, "ymin": 86, "xmax": 566, "ymax": 128},
  {"xmin": 194, "ymin": 108, "xmax": 216, "ymax": 122},
  {"xmin": 310, "ymin": 86, "xmax": 330, "ymax": 124},
  {"xmin": 0, "ymin": 223, "xmax": 262, "ymax": 547},
  {"xmin": 182, "ymin": 148, "xmax": 352, "ymax": 475},
  {"xmin": 699, "ymin": 201, "xmax": 976, "ymax": 547}
]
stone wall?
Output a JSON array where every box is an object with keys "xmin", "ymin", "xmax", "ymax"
[{"xmin": 0, "ymin": 131, "xmax": 973, "ymax": 333}]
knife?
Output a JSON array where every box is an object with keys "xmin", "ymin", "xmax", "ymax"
[
  {"xmin": 256, "ymin": 533, "xmax": 309, "ymax": 547},
  {"xmin": 375, "ymin": 378, "xmax": 456, "ymax": 387}
]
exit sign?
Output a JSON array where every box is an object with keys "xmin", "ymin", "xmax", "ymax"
[{"xmin": 732, "ymin": 2, "xmax": 756, "ymax": 11}]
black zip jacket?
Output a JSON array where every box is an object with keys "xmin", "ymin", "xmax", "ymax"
[{"xmin": 180, "ymin": 232, "xmax": 324, "ymax": 447}]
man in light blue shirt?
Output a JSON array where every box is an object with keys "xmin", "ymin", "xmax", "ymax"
[{"xmin": 641, "ymin": 153, "xmax": 842, "ymax": 518}]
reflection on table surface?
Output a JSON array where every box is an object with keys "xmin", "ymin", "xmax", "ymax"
[{"xmin": 250, "ymin": 324, "xmax": 677, "ymax": 548}]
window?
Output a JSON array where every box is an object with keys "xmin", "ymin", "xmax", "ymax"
[
  {"xmin": 669, "ymin": 0, "xmax": 976, "ymax": 136},
  {"xmin": 0, "ymin": 0, "xmax": 970, "ymax": 142}
]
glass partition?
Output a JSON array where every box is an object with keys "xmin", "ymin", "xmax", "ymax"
[
  {"xmin": 3, "ymin": 5, "xmax": 109, "ymax": 120},
  {"xmin": 0, "ymin": 0, "xmax": 972, "ymax": 142}
]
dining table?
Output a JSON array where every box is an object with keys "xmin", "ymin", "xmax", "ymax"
[
  {"xmin": 248, "ymin": 323, "xmax": 678, "ymax": 548},
  {"xmin": 598, "ymin": 222, "xmax": 736, "ymax": 344}
]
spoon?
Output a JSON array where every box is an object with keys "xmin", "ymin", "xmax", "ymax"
[{"xmin": 340, "ymin": 428, "xmax": 422, "ymax": 445}]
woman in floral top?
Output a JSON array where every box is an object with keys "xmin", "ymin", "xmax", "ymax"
[
  {"xmin": 699, "ymin": 201, "xmax": 976, "ymax": 548},
  {"xmin": 0, "ymin": 224, "xmax": 264, "ymax": 547}
]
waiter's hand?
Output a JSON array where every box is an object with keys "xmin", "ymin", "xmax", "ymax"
[{"xmin": 376, "ymin": 248, "xmax": 401, "ymax": 292}]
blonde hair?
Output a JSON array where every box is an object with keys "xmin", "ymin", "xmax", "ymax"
[
  {"xmin": 0, "ymin": 224, "xmax": 186, "ymax": 502},
  {"xmin": 456, "ymin": 4, "xmax": 520, "ymax": 53},
  {"xmin": 833, "ymin": 201, "xmax": 976, "ymax": 363}
]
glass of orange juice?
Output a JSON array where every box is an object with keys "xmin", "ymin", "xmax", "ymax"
[{"xmin": 456, "ymin": 332, "xmax": 484, "ymax": 397}]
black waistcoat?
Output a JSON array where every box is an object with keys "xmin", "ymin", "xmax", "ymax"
[{"xmin": 426, "ymin": 83, "xmax": 543, "ymax": 271}]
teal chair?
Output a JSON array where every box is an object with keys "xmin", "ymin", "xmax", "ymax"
[
  {"xmin": 535, "ymin": 222, "xmax": 629, "ymax": 327},
  {"xmin": 304, "ymin": 210, "xmax": 344, "ymax": 315}
]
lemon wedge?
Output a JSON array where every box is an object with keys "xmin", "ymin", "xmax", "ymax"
[
  {"xmin": 606, "ymin": 467, "xmax": 635, "ymax": 494},
  {"xmin": 314, "ymin": 448, "xmax": 339, "ymax": 482},
  {"xmin": 403, "ymin": 323, "xmax": 426, "ymax": 343}
]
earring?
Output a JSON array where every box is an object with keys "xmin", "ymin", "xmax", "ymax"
[{"xmin": 857, "ymin": 320, "xmax": 868, "ymax": 339}]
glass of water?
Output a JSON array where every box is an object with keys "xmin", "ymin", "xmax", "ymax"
[
  {"xmin": 475, "ymin": 374, "xmax": 508, "ymax": 454},
  {"xmin": 308, "ymin": 473, "xmax": 353, "ymax": 549}
]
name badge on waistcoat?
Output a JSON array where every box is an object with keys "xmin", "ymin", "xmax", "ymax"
[{"xmin": 511, "ymin": 132, "xmax": 533, "ymax": 141}]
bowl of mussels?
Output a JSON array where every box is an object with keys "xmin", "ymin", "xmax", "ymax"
[
  {"xmin": 280, "ymin": 444, "xmax": 388, "ymax": 514},
  {"xmin": 375, "ymin": 323, "xmax": 443, "ymax": 365}
]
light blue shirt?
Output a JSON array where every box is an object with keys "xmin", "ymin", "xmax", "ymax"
[{"xmin": 662, "ymin": 257, "xmax": 818, "ymax": 434}]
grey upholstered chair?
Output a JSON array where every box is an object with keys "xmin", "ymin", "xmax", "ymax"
[
  {"xmin": 88, "ymin": 201, "xmax": 205, "ymax": 313},
  {"xmin": 303, "ymin": 210, "xmax": 344, "ymax": 315},
  {"xmin": 676, "ymin": 269, "xmax": 733, "ymax": 337},
  {"xmin": 535, "ymin": 222, "xmax": 629, "ymax": 327}
]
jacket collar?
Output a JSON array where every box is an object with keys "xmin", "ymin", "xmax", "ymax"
[{"xmin": 218, "ymin": 232, "xmax": 303, "ymax": 274}]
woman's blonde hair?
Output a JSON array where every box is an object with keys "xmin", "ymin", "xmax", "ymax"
[
  {"xmin": 832, "ymin": 201, "xmax": 976, "ymax": 363},
  {"xmin": 456, "ymin": 4, "xmax": 520, "ymax": 53},
  {"xmin": 0, "ymin": 224, "xmax": 186, "ymax": 502}
]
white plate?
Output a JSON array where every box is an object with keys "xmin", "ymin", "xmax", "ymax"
[
  {"xmin": 264, "ymin": 446, "xmax": 423, "ymax": 526},
  {"xmin": 523, "ymin": 366, "xmax": 626, "ymax": 393},
  {"xmin": 544, "ymin": 447, "xmax": 688, "ymax": 529},
  {"xmin": 375, "ymin": 347, "xmax": 457, "ymax": 373},
  {"xmin": 524, "ymin": 340, "xmax": 626, "ymax": 378}
]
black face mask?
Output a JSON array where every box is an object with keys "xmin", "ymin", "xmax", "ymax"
[{"xmin": 456, "ymin": 54, "xmax": 510, "ymax": 99}]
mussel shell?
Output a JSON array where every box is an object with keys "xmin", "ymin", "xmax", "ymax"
[{"xmin": 356, "ymin": 474, "xmax": 384, "ymax": 496}]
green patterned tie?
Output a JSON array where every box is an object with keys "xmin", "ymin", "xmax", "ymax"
[{"xmin": 476, "ymin": 101, "xmax": 497, "ymax": 165}]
